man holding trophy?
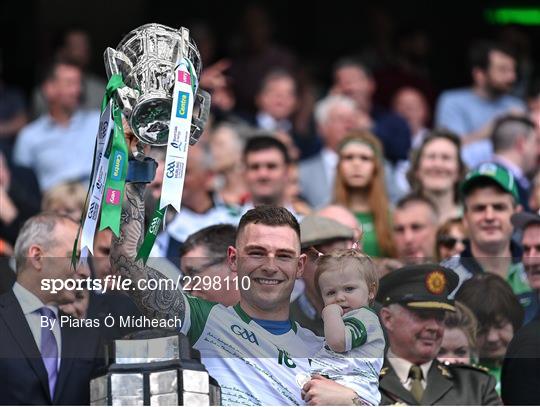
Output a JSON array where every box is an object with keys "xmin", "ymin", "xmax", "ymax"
[{"xmin": 90, "ymin": 23, "xmax": 367, "ymax": 406}]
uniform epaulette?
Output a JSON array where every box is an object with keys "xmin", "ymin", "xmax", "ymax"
[{"xmin": 446, "ymin": 361, "xmax": 491, "ymax": 374}]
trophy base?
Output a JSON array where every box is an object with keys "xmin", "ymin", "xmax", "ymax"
[
  {"xmin": 90, "ymin": 330, "xmax": 221, "ymax": 406},
  {"xmin": 131, "ymin": 95, "xmax": 172, "ymax": 146}
]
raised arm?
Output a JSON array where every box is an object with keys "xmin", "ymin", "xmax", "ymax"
[
  {"xmin": 110, "ymin": 181, "xmax": 186, "ymax": 322},
  {"xmin": 321, "ymin": 304, "xmax": 347, "ymax": 353}
]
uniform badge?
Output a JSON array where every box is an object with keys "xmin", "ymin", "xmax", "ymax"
[
  {"xmin": 437, "ymin": 364, "xmax": 452, "ymax": 378},
  {"xmin": 425, "ymin": 271, "xmax": 446, "ymax": 295}
]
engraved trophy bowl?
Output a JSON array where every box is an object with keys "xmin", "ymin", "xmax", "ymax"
[{"xmin": 104, "ymin": 23, "xmax": 210, "ymax": 146}]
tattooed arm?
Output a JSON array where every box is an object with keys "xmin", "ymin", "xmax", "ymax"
[{"xmin": 110, "ymin": 182, "xmax": 186, "ymax": 322}]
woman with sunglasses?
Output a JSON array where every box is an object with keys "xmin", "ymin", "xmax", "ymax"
[
  {"xmin": 333, "ymin": 131, "xmax": 395, "ymax": 257},
  {"xmin": 436, "ymin": 217, "xmax": 468, "ymax": 261},
  {"xmin": 407, "ymin": 130, "xmax": 467, "ymax": 224}
]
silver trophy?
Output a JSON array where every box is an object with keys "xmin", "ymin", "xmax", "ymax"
[{"xmin": 104, "ymin": 23, "xmax": 211, "ymax": 146}]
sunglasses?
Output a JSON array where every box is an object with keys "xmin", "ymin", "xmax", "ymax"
[{"xmin": 437, "ymin": 236, "xmax": 467, "ymax": 250}]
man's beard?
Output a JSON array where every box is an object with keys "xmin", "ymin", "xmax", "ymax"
[{"xmin": 485, "ymin": 81, "xmax": 512, "ymax": 98}]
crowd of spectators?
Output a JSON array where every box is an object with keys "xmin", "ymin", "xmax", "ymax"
[{"xmin": 1, "ymin": 9, "xmax": 540, "ymax": 405}]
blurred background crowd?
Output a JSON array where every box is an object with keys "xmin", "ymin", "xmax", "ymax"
[{"xmin": 1, "ymin": 1, "xmax": 540, "ymax": 404}]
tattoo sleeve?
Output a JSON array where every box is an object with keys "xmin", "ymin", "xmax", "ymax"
[{"xmin": 110, "ymin": 183, "xmax": 185, "ymax": 322}]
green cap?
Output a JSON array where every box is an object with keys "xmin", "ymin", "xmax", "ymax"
[{"xmin": 461, "ymin": 163, "xmax": 519, "ymax": 202}]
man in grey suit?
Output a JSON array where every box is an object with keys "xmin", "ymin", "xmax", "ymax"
[{"xmin": 299, "ymin": 95, "xmax": 359, "ymax": 208}]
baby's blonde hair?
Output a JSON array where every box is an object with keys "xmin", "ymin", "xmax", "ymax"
[{"xmin": 314, "ymin": 248, "xmax": 379, "ymax": 306}]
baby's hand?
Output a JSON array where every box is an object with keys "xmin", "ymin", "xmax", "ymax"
[{"xmin": 321, "ymin": 303, "xmax": 343, "ymax": 320}]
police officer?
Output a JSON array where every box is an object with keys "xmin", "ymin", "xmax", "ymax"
[{"xmin": 377, "ymin": 264, "xmax": 502, "ymax": 405}]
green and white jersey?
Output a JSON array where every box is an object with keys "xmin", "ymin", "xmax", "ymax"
[
  {"xmin": 310, "ymin": 308, "xmax": 385, "ymax": 406},
  {"xmin": 180, "ymin": 294, "xmax": 323, "ymax": 406}
]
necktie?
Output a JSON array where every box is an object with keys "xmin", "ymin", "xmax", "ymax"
[
  {"xmin": 408, "ymin": 364, "xmax": 424, "ymax": 403},
  {"xmin": 38, "ymin": 307, "xmax": 58, "ymax": 399}
]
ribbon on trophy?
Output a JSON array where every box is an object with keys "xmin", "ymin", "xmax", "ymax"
[
  {"xmin": 74, "ymin": 75, "xmax": 128, "ymax": 266},
  {"xmin": 136, "ymin": 59, "xmax": 197, "ymax": 263}
]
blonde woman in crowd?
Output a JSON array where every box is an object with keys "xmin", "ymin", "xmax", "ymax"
[
  {"xmin": 438, "ymin": 301, "xmax": 479, "ymax": 365},
  {"xmin": 333, "ymin": 131, "xmax": 395, "ymax": 257},
  {"xmin": 41, "ymin": 180, "xmax": 86, "ymax": 221}
]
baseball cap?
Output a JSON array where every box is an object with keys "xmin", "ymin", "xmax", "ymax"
[{"xmin": 461, "ymin": 163, "xmax": 519, "ymax": 202}]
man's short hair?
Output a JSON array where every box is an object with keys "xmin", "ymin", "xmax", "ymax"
[
  {"xmin": 13, "ymin": 212, "xmax": 76, "ymax": 272},
  {"xmin": 40, "ymin": 56, "xmax": 82, "ymax": 85},
  {"xmin": 243, "ymin": 135, "xmax": 290, "ymax": 165},
  {"xmin": 395, "ymin": 193, "xmax": 439, "ymax": 220},
  {"xmin": 469, "ymin": 40, "xmax": 516, "ymax": 72},
  {"xmin": 180, "ymin": 224, "xmax": 237, "ymax": 259},
  {"xmin": 332, "ymin": 57, "xmax": 372, "ymax": 78},
  {"xmin": 492, "ymin": 114, "xmax": 536, "ymax": 152},
  {"xmin": 257, "ymin": 68, "xmax": 296, "ymax": 96},
  {"xmin": 237, "ymin": 205, "xmax": 300, "ymax": 242}
]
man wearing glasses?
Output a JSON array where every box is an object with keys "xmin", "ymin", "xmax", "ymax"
[{"xmin": 180, "ymin": 224, "xmax": 240, "ymax": 306}]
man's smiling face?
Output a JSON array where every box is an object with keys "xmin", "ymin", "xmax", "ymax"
[{"xmin": 228, "ymin": 223, "xmax": 305, "ymax": 319}]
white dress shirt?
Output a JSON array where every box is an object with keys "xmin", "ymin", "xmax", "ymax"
[
  {"xmin": 256, "ymin": 112, "xmax": 293, "ymax": 133},
  {"xmin": 321, "ymin": 147, "xmax": 338, "ymax": 189},
  {"xmin": 387, "ymin": 349, "xmax": 432, "ymax": 390},
  {"xmin": 12, "ymin": 282, "xmax": 62, "ymax": 368}
]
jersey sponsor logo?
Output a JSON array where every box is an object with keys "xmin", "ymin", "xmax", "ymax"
[
  {"xmin": 178, "ymin": 70, "xmax": 191, "ymax": 85},
  {"xmin": 105, "ymin": 188, "xmax": 121, "ymax": 205},
  {"xmin": 165, "ymin": 160, "xmax": 185, "ymax": 179},
  {"xmin": 111, "ymin": 150, "xmax": 125, "ymax": 181},
  {"xmin": 169, "ymin": 126, "xmax": 187, "ymax": 153},
  {"xmin": 176, "ymin": 91, "xmax": 189, "ymax": 118},
  {"xmin": 99, "ymin": 118, "xmax": 109, "ymax": 139},
  {"xmin": 148, "ymin": 216, "xmax": 161, "ymax": 235},
  {"xmin": 231, "ymin": 324, "xmax": 259, "ymax": 345},
  {"xmin": 87, "ymin": 201, "xmax": 98, "ymax": 220}
]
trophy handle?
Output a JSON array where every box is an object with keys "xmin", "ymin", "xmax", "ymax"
[
  {"xmin": 104, "ymin": 47, "xmax": 133, "ymax": 78},
  {"xmin": 189, "ymin": 89, "xmax": 211, "ymax": 146},
  {"xmin": 103, "ymin": 48, "xmax": 140, "ymax": 118}
]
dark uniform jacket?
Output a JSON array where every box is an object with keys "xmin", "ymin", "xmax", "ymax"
[{"xmin": 379, "ymin": 359, "xmax": 502, "ymax": 405}]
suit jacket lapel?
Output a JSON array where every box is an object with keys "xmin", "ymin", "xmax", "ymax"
[
  {"xmin": 379, "ymin": 362, "xmax": 418, "ymax": 405},
  {"xmin": 0, "ymin": 291, "xmax": 51, "ymax": 400},
  {"xmin": 421, "ymin": 361, "xmax": 453, "ymax": 405}
]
